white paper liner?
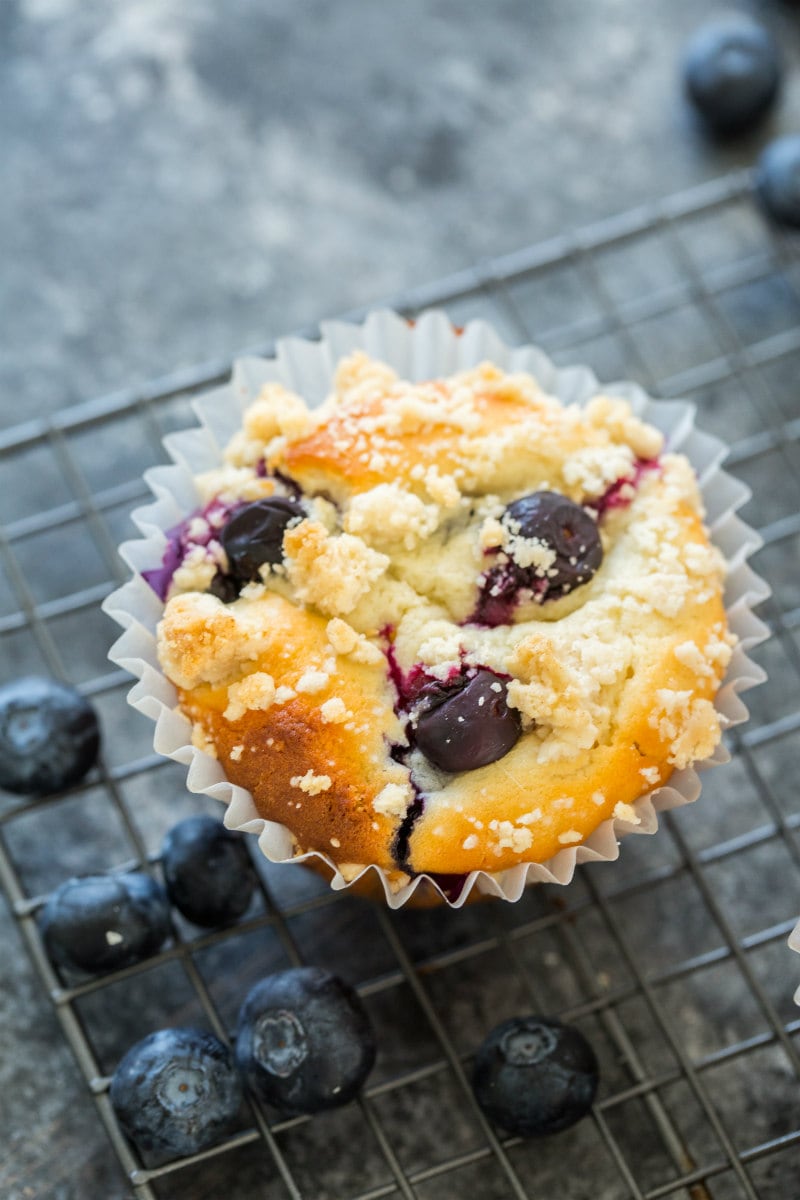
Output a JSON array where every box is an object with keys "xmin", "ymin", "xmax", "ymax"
[
  {"xmin": 790, "ymin": 925, "xmax": 800, "ymax": 1006},
  {"xmin": 103, "ymin": 309, "xmax": 771, "ymax": 909}
]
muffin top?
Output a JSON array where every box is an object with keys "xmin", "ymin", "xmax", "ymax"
[{"xmin": 154, "ymin": 352, "xmax": 733, "ymax": 887}]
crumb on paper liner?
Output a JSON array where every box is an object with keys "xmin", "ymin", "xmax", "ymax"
[{"xmin": 103, "ymin": 309, "xmax": 771, "ymax": 911}]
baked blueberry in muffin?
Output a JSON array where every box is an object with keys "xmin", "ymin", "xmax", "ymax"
[{"xmin": 151, "ymin": 353, "xmax": 734, "ymax": 888}]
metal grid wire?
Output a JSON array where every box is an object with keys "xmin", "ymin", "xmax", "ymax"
[{"xmin": 2, "ymin": 169, "xmax": 800, "ymax": 1199}]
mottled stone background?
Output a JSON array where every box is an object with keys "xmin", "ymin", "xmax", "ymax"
[
  {"xmin": 4, "ymin": 0, "xmax": 800, "ymax": 428},
  {"xmin": 3, "ymin": 1, "xmax": 800, "ymax": 1197}
]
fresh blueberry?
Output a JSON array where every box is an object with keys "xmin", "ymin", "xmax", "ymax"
[
  {"xmin": 413, "ymin": 669, "xmax": 521, "ymax": 773},
  {"xmin": 236, "ymin": 967, "xmax": 376, "ymax": 1115},
  {"xmin": 39, "ymin": 872, "xmax": 170, "ymax": 974},
  {"xmin": 472, "ymin": 1016, "xmax": 598, "ymax": 1137},
  {"xmin": 0, "ymin": 677, "xmax": 100, "ymax": 795},
  {"xmin": 757, "ymin": 135, "xmax": 800, "ymax": 227},
  {"xmin": 161, "ymin": 815, "xmax": 257, "ymax": 928},
  {"xmin": 207, "ymin": 571, "xmax": 240, "ymax": 604},
  {"xmin": 220, "ymin": 497, "xmax": 305, "ymax": 584},
  {"xmin": 683, "ymin": 19, "xmax": 780, "ymax": 136},
  {"xmin": 500, "ymin": 490, "xmax": 602, "ymax": 600},
  {"xmin": 110, "ymin": 1027, "xmax": 242, "ymax": 1162}
]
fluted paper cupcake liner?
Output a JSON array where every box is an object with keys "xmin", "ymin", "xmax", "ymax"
[
  {"xmin": 103, "ymin": 310, "xmax": 770, "ymax": 909},
  {"xmin": 790, "ymin": 923, "xmax": 800, "ymax": 1006}
]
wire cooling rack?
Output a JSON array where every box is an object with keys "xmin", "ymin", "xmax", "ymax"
[{"xmin": 2, "ymin": 170, "xmax": 800, "ymax": 1200}]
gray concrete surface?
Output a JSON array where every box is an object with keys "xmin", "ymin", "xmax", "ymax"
[
  {"xmin": 4, "ymin": 0, "xmax": 800, "ymax": 427},
  {"xmin": 3, "ymin": 2, "xmax": 800, "ymax": 1198}
]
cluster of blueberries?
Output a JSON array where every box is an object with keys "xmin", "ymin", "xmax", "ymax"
[
  {"xmin": 39, "ymin": 811, "xmax": 601, "ymax": 1164},
  {"xmin": 0, "ymin": 676, "xmax": 599, "ymax": 1164},
  {"xmin": 106, "ymin": 999, "xmax": 599, "ymax": 1165},
  {"xmin": 35, "ymin": 806, "xmax": 600, "ymax": 1163},
  {"xmin": 30, "ymin": 803, "xmax": 599, "ymax": 1162},
  {"xmin": 683, "ymin": 15, "xmax": 800, "ymax": 225},
  {"xmin": 34, "ymin": 807, "xmax": 386, "ymax": 1161},
  {"xmin": 110, "ymin": 968, "xmax": 379, "ymax": 1163}
]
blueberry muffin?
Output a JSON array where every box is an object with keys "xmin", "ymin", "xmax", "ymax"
[{"xmin": 151, "ymin": 352, "xmax": 734, "ymax": 890}]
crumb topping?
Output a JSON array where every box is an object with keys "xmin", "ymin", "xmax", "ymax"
[
  {"xmin": 170, "ymin": 550, "xmax": 219, "ymax": 597},
  {"xmin": 295, "ymin": 669, "xmax": 330, "ymax": 695},
  {"xmin": 558, "ymin": 830, "xmax": 583, "ymax": 845},
  {"xmin": 344, "ymin": 483, "xmax": 441, "ymax": 550},
  {"xmin": 159, "ymin": 594, "xmax": 276, "ymax": 690},
  {"xmin": 325, "ymin": 617, "xmax": 359, "ymax": 655},
  {"xmin": 224, "ymin": 672, "xmax": 276, "ymax": 721},
  {"xmin": 191, "ymin": 720, "xmax": 218, "ymax": 759},
  {"xmin": 284, "ymin": 520, "xmax": 389, "ymax": 616},
  {"xmin": 320, "ymin": 697, "xmax": 349, "ymax": 723},
  {"xmin": 373, "ymin": 781, "xmax": 414, "ymax": 817},
  {"xmin": 648, "ymin": 689, "xmax": 722, "ymax": 769},
  {"xmin": 613, "ymin": 801, "xmax": 641, "ymax": 824},
  {"xmin": 194, "ymin": 465, "xmax": 276, "ymax": 506},
  {"xmin": 290, "ymin": 770, "xmax": 332, "ymax": 795}
]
